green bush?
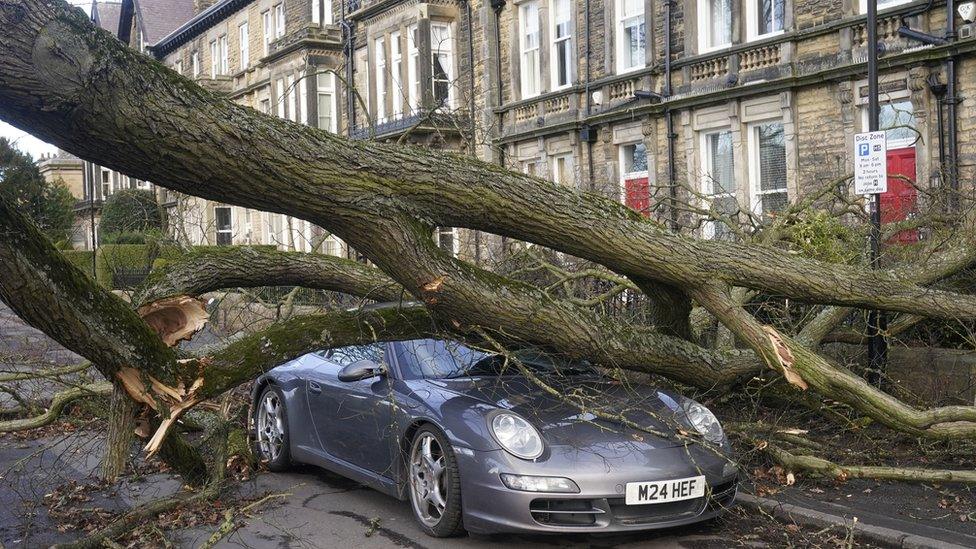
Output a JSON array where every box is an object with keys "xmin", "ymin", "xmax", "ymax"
[{"xmin": 100, "ymin": 189, "xmax": 162, "ymax": 240}]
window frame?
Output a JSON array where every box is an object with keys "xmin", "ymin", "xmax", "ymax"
[
  {"xmin": 286, "ymin": 74, "xmax": 297, "ymax": 122},
  {"xmin": 430, "ymin": 21, "xmax": 455, "ymax": 109},
  {"xmin": 435, "ymin": 227, "xmax": 459, "ymax": 257},
  {"xmin": 274, "ymin": 3, "xmax": 286, "ymax": 38},
  {"xmin": 746, "ymin": 120, "xmax": 788, "ymax": 218},
  {"xmin": 550, "ymin": 0, "xmax": 573, "ymax": 89},
  {"xmin": 746, "ymin": 0, "xmax": 786, "ymax": 41},
  {"xmin": 518, "ymin": 1, "xmax": 541, "ymax": 99},
  {"xmin": 209, "ymin": 39, "xmax": 218, "ymax": 78},
  {"xmin": 174, "ymin": 59, "xmax": 183, "ymax": 74},
  {"xmin": 316, "ymin": 72, "xmax": 337, "ymax": 132},
  {"xmin": 550, "ymin": 153, "xmax": 575, "ymax": 187},
  {"xmin": 312, "ymin": 0, "xmax": 332, "ymax": 25},
  {"xmin": 407, "ymin": 24, "xmax": 420, "ymax": 113},
  {"xmin": 700, "ymin": 128, "xmax": 737, "ymax": 239},
  {"xmin": 191, "ymin": 51, "xmax": 200, "ymax": 77},
  {"xmin": 390, "ymin": 31, "xmax": 403, "ymax": 118},
  {"xmin": 697, "ymin": 0, "xmax": 733, "ymax": 53},
  {"xmin": 619, "ymin": 141, "xmax": 650, "ymax": 214},
  {"xmin": 262, "ymin": 10, "xmax": 272, "ymax": 56},
  {"xmin": 239, "ymin": 21, "xmax": 250, "ymax": 69},
  {"xmin": 615, "ymin": 0, "xmax": 646, "ymax": 74},
  {"xmin": 215, "ymin": 206, "xmax": 233, "ymax": 246},
  {"xmin": 857, "ymin": 0, "xmax": 913, "ymax": 13},
  {"xmin": 219, "ymin": 34, "xmax": 229, "ymax": 75},
  {"xmin": 374, "ymin": 36, "xmax": 387, "ymax": 123}
]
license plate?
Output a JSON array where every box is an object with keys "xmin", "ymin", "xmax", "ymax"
[{"xmin": 625, "ymin": 475, "xmax": 706, "ymax": 505}]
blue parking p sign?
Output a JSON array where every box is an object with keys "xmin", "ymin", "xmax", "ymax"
[{"xmin": 858, "ymin": 143, "xmax": 870, "ymax": 156}]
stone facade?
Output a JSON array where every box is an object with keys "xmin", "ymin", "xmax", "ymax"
[{"xmin": 134, "ymin": 0, "xmax": 976, "ymax": 257}]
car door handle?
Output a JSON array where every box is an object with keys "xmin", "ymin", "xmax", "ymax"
[{"xmin": 308, "ymin": 381, "xmax": 322, "ymax": 394}]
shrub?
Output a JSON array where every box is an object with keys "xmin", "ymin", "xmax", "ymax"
[{"xmin": 100, "ymin": 189, "xmax": 162, "ymax": 239}]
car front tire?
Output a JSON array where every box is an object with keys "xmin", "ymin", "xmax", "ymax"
[
  {"xmin": 253, "ymin": 385, "xmax": 291, "ymax": 471},
  {"xmin": 407, "ymin": 425, "xmax": 465, "ymax": 537}
]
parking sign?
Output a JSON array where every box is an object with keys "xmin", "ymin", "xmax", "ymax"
[{"xmin": 854, "ymin": 131, "xmax": 887, "ymax": 195}]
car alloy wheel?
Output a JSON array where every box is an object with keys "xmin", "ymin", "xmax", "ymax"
[
  {"xmin": 257, "ymin": 390, "xmax": 284, "ymax": 463},
  {"xmin": 410, "ymin": 431, "xmax": 448, "ymax": 527}
]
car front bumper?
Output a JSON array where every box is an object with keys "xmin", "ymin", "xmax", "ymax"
[{"xmin": 454, "ymin": 442, "xmax": 738, "ymax": 534}]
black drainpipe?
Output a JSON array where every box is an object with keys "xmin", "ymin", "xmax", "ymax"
[
  {"xmin": 663, "ymin": 0, "xmax": 678, "ymax": 231},
  {"xmin": 342, "ymin": 1, "xmax": 355, "ymax": 137},
  {"xmin": 584, "ymin": 0, "xmax": 595, "ymax": 191},
  {"xmin": 945, "ymin": 0, "xmax": 959, "ymax": 211}
]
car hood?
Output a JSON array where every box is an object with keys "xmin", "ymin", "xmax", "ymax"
[{"xmin": 425, "ymin": 376, "xmax": 689, "ymax": 449}]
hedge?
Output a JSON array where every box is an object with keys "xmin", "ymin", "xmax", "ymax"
[{"xmin": 60, "ymin": 250, "xmax": 95, "ymax": 276}]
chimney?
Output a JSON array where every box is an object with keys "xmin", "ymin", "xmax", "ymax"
[{"xmin": 194, "ymin": 0, "xmax": 218, "ymax": 13}]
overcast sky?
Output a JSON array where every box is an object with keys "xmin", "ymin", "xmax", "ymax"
[{"xmin": 1, "ymin": 1, "xmax": 91, "ymax": 160}]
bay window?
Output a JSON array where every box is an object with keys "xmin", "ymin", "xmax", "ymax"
[
  {"xmin": 699, "ymin": 0, "xmax": 732, "ymax": 51},
  {"xmin": 550, "ymin": 0, "xmax": 573, "ymax": 88},
  {"xmin": 390, "ymin": 31, "xmax": 403, "ymax": 117},
  {"xmin": 748, "ymin": 122, "xmax": 787, "ymax": 219},
  {"xmin": 374, "ymin": 36, "xmax": 387, "ymax": 123},
  {"xmin": 239, "ymin": 22, "xmax": 250, "ymax": 69},
  {"xmin": 620, "ymin": 142, "xmax": 650, "ymax": 216},
  {"xmin": 431, "ymin": 22, "xmax": 454, "ymax": 108},
  {"xmin": 747, "ymin": 0, "xmax": 785, "ymax": 40},
  {"xmin": 702, "ymin": 130, "xmax": 736, "ymax": 239},
  {"xmin": 615, "ymin": 0, "xmax": 646, "ymax": 73},
  {"xmin": 317, "ymin": 72, "xmax": 337, "ymax": 132},
  {"xmin": 519, "ymin": 1, "xmax": 541, "ymax": 98}
]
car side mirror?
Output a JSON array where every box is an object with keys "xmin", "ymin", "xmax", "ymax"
[{"xmin": 338, "ymin": 359, "xmax": 387, "ymax": 382}]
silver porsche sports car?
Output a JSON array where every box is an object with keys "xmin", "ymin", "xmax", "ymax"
[{"xmin": 250, "ymin": 338, "xmax": 738, "ymax": 537}]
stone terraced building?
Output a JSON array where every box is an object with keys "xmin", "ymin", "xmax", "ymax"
[{"xmin": 141, "ymin": 0, "xmax": 975, "ymax": 259}]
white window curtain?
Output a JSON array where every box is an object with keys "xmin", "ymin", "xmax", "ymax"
[
  {"xmin": 700, "ymin": 0, "xmax": 732, "ymax": 51},
  {"xmin": 430, "ymin": 22, "xmax": 454, "ymax": 108},
  {"xmin": 551, "ymin": 0, "xmax": 573, "ymax": 88},
  {"xmin": 616, "ymin": 0, "xmax": 646, "ymax": 73},
  {"xmin": 519, "ymin": 2, "xmax": 541, "ymax": 98},
  {"xmin": 749, "ymin": 122, "xmax": 787, "ymax": 219}
]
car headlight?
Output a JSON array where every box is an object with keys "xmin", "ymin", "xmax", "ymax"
[
  {"xmin": 500, "ymin": 474, "xmax": 579, "ymax": 493},
  {"xmin": 490, "ymin": 413, "xmax": 544, "ymax": 459},
  {"xmin": 684, "ymin": 401, "xmax": 725, "ymax": 443}
]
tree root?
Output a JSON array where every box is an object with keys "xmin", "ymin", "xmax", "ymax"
[
  {"xmin": 0, "ymin": 381, "xmax": 111, "ymax": 432},
  {"xmin": 764, "ymin": 442, "xmax": 976, "ymax": 484}
]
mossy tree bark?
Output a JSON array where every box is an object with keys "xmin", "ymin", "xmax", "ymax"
[{"xmin": 101, "ymin": 383, "xmax": 138, "ymax": 481}]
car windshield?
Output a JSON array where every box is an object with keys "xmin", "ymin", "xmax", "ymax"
[{"xmin": 395, "ymin": 339, "xmax": 598, "ymax": 380}]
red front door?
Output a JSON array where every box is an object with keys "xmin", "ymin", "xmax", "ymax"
[
  {"xmin": 625, "ymin": 176, "xmax": 650, "ymax": 217},
  {"xmin": 882, "ymin": 147, "xmax": 918, "ymax": 244}
]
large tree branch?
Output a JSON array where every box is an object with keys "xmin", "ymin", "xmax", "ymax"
[
  {"xmin": 3, "ymin": 0, "xmax": 976, "ymax": 322},
  {"xmin": 135, "ymin": 246, "xmax": 404, "ymax": 306}
]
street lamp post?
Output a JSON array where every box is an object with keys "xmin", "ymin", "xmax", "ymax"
[{"xmin": 866, "ymin": 0, "xmax": 888, "ymax": 386}]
